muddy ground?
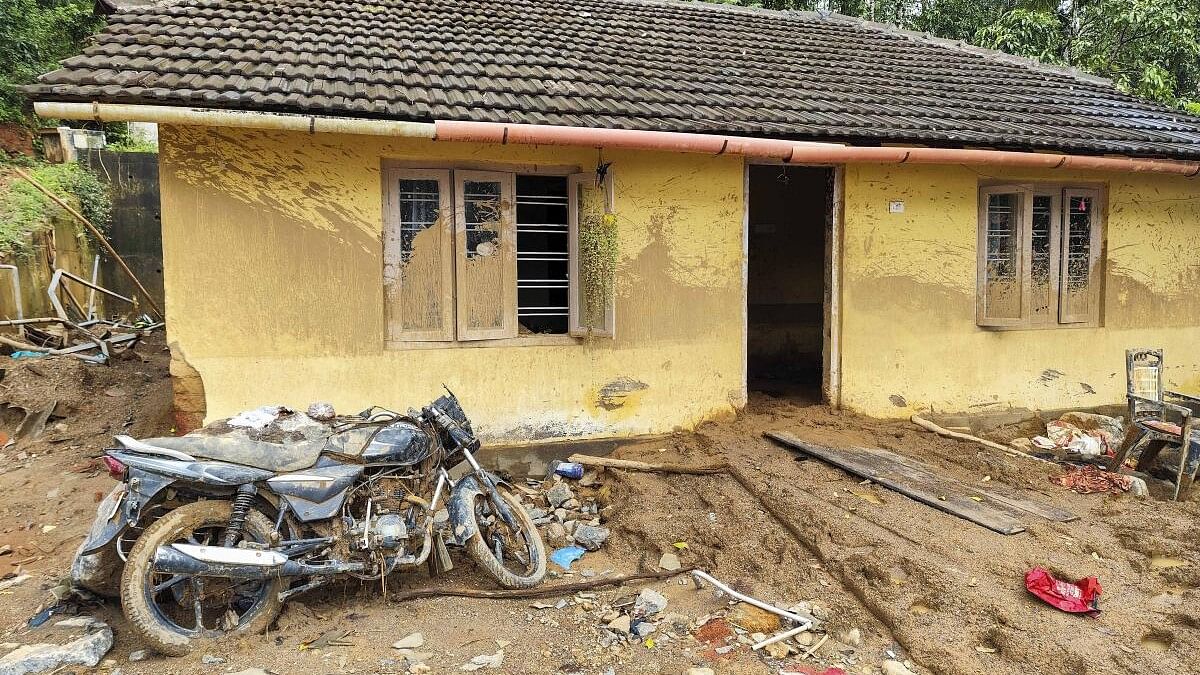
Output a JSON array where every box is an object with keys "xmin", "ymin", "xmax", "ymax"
[{"xmin": 0, "ymin": 340, "xmax": 1196, "ymax": 674}]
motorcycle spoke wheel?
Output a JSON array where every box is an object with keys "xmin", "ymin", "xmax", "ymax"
[
  {"xmin": 465, "ymin": 487, "xmax": 546, "ymax": 589},
  {"xmin": 121, "ymin": 501, "xmax": 283, "ymax": 655}
]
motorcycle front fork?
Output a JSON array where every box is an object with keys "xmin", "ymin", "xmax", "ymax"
[{"xmin": 460, "ymin": 448, "xmax": 519, "ymax": 530}]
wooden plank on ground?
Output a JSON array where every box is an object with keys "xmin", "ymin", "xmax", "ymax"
[
  {"xmin": 765, "ymin": 431, "xmax": 1027, "ymax": 535},
  {"xmin": 863, "ymin": 441, "xmax": 1079, "ymax": 523},
  {"xmin": 973, "ymin": 488, "xmax": 1078, "ymax": 523}
]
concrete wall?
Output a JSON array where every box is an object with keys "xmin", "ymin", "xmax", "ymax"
[
  {"xmin": 0, "ymin": 209, "xmax": 102, "ymax": 322},
  {"xmin": 840, "ymin": 163, "xmax": 1200, "ymax": 418},
  {"xmin": 157, "ymin": 126, "xmax": 746, "ymax": 441},
  {"xmin": 79, "ymin": 150, "xmax": 165, "ymax": 312}
]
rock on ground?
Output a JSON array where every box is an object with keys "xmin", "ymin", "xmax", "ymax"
[
  {"xmin": 0, "ymin": 626, "xmax": 112, "ymax": 675},
  {"xmin": 726, "ymin": 603, "xmax": 781, "ymax": 634},
  {"xmin": 634, "ymin": 588, "xmax": 668, "ymax": 617},
  {"xmin": 572, "ymin": 524, "xmax": 609, "ymax": 551},
  {"xmin": 546, "ymin": 483, "xmax": 574, "ymax": 508}
]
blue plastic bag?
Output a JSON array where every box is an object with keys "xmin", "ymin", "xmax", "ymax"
[{"xmin": 549, "ymin": 545, "xmax": 586, "ymax": 570}]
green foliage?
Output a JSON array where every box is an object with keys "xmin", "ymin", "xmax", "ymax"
[
  {"xmin": 107, "ymin": 137, "xmax": 160, "ymax": 153},
  {"xmin": 976, "ymin": 0, "xmax": 1200, "ymax": 108},
  {"xmin": 976, "ymin": 9, "xmax": 1065, "ymax": 63},
  {"xmin": 577, "ymin": 199, "xmax": 617, "ymax": 333},
  {"xmin": 708, "ymin": 0, "xmax": 1200, "ymax": 110},
  {"xmin": 0, "ymin": 0, "xmax": 103, "ymax": 124},
  {"xmin": 0, "ymin": 160, "xmax": 111, "ymax": 257}
]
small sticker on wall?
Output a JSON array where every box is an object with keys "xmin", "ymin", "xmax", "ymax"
[{"xmin": 889, "ymin": 200, "xmax": 905, "ymax": 213}]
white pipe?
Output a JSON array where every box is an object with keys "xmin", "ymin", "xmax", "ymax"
[
  {"xmin": 752, "ymin": 624, "xmax": 811, "ymax": 650},
  {"xmin": 33, "ymin": 101, "xmax": 437, "ymax": 139},
  {"xmin": 0, "ymin": 265, "xmax": 23, "ymax": 321},
  {"xmin": 86, "ymin": 254, "xmax": 100, "ymax": 320},
  {"xmin": 34, "ymin": 101, "xmax": 1200, "ymax": 177},
  {"xmin": 692, "ymin": 570, "xmax": 813, "ymax": 627}
]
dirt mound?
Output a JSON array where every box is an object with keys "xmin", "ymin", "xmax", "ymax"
[{"xmin": 0, "ymin": 335, "xmax": 173, "ymax": 447}]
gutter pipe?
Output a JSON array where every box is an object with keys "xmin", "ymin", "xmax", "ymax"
[{"xmin": 34, "ymin": 101, "xmax": 1200, "ymax": 177}]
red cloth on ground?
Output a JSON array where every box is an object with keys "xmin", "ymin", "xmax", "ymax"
[{"xmin": 1024, "ymin": 567, "xmax": 1102, "ymax": 616}]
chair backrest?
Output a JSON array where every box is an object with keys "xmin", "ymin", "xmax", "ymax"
[{"xmin": 1127, "ymin": 348, "xmax": 1164, "ymax": 420}]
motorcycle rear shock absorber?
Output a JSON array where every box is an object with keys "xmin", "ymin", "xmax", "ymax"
[{"xmin": 224, "ymin": 484, "xmax": 258, "ymax": 547}]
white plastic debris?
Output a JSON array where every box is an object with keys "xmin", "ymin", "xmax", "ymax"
[{"xmin": 227, "ymin": 405, "xmax": 289, "ymax": 430}]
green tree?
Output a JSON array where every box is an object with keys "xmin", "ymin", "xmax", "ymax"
[
  {"xmin": 711, "ymin": 0, "xmax": 1200, "ymax": 110},
  {"xmin": 0, "ymin": 0, "xmax": 103, "ymax": 124}
]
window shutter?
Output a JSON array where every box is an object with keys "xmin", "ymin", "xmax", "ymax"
[
  {"xmin": 977, "ymin": 187, "xmax": 1026, "ymax": 327},
  {"xmin": 1028, "ymin": 192, "xmax": 1062, "ymax": 326},
  {"xmin": 1058, "ymin": 188, "xmax": 1101, "ymax": 324},
  {"xmin": 568, "ymin": 171, "xmax": 616, "ymax": 338},
  {"xmin": 383, "ymin": 168, "xmax": 454, "ymax": 341},
  {"xmin": 454, "ymin": 170, "xmax": 517, "ymax": 340}
]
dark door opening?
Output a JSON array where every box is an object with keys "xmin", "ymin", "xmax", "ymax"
[{"xmin": 747, "ymin": 164, "xmax": 832, "ymax": 400}]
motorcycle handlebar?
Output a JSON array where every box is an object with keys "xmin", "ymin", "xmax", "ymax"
[{"xmin": 425, "ymin": 405, "xmax": 479, "ymax": 452}]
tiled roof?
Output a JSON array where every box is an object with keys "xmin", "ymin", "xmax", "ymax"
[{"xmin": 28, "ymin": 0, "xmax": 1200, "ymax": 160}]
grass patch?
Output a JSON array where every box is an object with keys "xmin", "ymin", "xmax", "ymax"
[{"xmin": 0, "ymin": 159, "xmax": 111, "ymax": 258}]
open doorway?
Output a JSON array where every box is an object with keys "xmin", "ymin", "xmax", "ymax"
[{"xmin": 747, "ymin": 164, "xmax": 834, "ymax": 400}]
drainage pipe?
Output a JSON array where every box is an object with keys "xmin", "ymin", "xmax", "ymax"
[{"xmin": 34, "ymin": 101, "xmax": 1200, "ymax": 177}]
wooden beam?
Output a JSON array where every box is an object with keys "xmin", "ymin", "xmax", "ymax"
[
  {"xmin": 566, "ymin": 453, "xmax": 729, "ymax": 475},
  {"xmin": 766, "ymin": 431, "xmax": 1029, "ymax": 535}
]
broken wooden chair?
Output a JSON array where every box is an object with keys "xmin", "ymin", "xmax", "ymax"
[{"xmin": 1109, "ymin": 348, "xmax": 1200, "ymax": 500}]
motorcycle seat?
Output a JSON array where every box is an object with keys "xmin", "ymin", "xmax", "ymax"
[{"xmin": 135, "ymin": 436, "xmax": 327, "ymax": 473}]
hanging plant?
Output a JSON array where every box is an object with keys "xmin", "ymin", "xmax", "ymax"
[{"xmin": 577, "ymin": 188, "xmax": 617, "ymax": 333}]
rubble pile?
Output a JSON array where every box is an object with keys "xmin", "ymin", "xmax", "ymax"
[{"xmin": 514, "ymin": 468, "xmax": 612, "ymax": 567}]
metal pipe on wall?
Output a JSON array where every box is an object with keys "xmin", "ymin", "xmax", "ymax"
[{"xmin": 34, "ymin": 101, "xmax": 1200, "ymax": 177}]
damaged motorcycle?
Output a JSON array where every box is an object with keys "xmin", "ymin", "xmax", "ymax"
[{"xmin": 72, "ymin": 391, "xmax": 545, "ymax": 655}]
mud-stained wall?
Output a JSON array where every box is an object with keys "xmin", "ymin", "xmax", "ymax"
[
  {"xmin": 840, "ymin": 164, "xmax": 1200, "ymax": 418},
  {"xmin": 157, "ymin": 126, "xmax": 745, "ymax": 441}
]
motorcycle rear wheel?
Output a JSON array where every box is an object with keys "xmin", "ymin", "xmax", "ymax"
[
  {"xmin": 120, "ymin": 500, "xmax": 283, "ymax": 656},
  {"xmin": 465, "ymin": 486, "xmax": 546, "ymax": 589}
]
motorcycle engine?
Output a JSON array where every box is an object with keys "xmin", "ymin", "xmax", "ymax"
[{"xmin": 346, "ymin": 477, "xmax": 414, "ymax": 553}]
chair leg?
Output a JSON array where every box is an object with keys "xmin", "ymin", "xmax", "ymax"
[
  {"xmin": 1110, "ymin": 429, "xmax": 1145, "ymax": 472},
  {"xmin": 1135, "ymin": 439, "xmax": 1170, "ymax": 474},
  {"xmin": 1176, "ymin": 420, "xmax": 1200, "ymax": 501}
]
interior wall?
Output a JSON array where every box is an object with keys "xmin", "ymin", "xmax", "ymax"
[
  {"xmin": 747, "ymin": 165, "xmax": 829, "ymax": 389},
  {"xmin": 157, "ymin": 126, "xmax": 747, "ymax": 442},
  {"xmin": 839, "ymin": 163, "xmax": 1200, "ymax": 418}
]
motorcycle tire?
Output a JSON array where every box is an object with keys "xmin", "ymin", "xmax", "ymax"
[
  {"xmin": 120, "ymin": 500, "xmax": 283, "ymax": 656},
  {"xmin": 464, "ymin": 486, "xmax": 547, "ymax": 589}
]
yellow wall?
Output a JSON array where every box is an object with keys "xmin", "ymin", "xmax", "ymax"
[
  {"xmin": 157, "ymin": 126, "xmax": 746, "ymax": 441},
  {"xmin": 840, "ymin": 163, "xmax": 1200, "ymax": 418}
]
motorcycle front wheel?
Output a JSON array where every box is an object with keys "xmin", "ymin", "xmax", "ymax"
[
  {"xmin": 119, "ymin": 500, "xmax": 283, "ymax": 656},
  {"xmin": 465, "ymin": 486, "xmax": 547, "ymax": 589}
]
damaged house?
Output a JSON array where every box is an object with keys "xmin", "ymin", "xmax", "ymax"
[{"xmin": 24, "ymin": 0, "xmax": 1200, "ymax": 441}]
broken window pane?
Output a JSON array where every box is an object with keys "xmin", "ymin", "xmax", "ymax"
[
  {"xmin": 463, "ymin": 180, "xmax": 502, "ymax": 259},
  {"xmin": 984, "ymin": 192, "xmax": 1022, "ymax": 320},
  {"xmin": 397, "ymin": 179, "xmax": 440, "ymax": 263},
  {"xmin": 1030, "ymin": 195, "xmax": 1054, "ymax": 321},
  {"xmin": 385, "ymin": 171, "xmax": 453, "ymax": 341},
  {"xmin": 516, "ymin": 175, "xmax": 570, "ymax": 335},
  {"xmin": 1061, "ymin": 194, "xmax": 1093, "ymax": 321},
  {"xmin": 455, "ymin": 172, "xmax": 515, "ymax": 340}
]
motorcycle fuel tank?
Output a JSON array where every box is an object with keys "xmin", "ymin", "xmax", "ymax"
[{"xmin": 361, "ymin": 420, "xmax": 434, "ymax": 466}]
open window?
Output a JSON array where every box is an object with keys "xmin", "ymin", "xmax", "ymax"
[
  {"xmin": 383, "ymin": 165, "xmax": 615, "ymax": 345},
  {"xmin": 977, "ymin": 185, "xmax": 1102, "ymax": 329}
]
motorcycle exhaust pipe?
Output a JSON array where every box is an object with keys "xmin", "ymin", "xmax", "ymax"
[
  {"xmin": 153, "ymin": 543, "xmax": 369, "ymax": 579},
  {"xmin": 153, "ymin": 543, "xmax": 287, "ymax": 580}
]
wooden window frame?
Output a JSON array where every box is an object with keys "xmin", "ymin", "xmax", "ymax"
[
  {"xmin": 383, "ymin": 161, "xmax": 612, "ymax": 348},
  {"xmin": 976, "ymin": 183, "xmax": 1105, "ymax": 330},
  {"xmin": 382, "ymin": 167, "xmax": 455, "ymax": 342},
  {"xmin": 454, "ymin": 170, "xmax": 517, "ymax": 341}
]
